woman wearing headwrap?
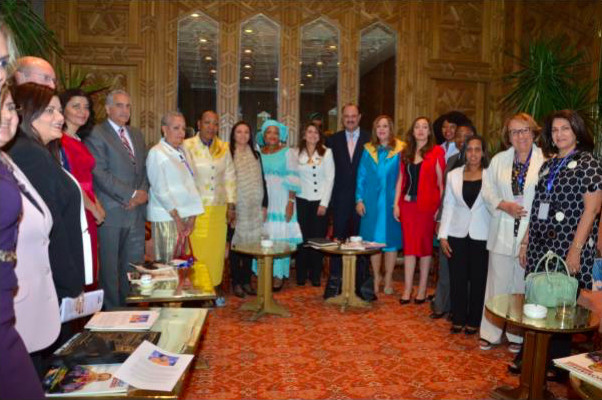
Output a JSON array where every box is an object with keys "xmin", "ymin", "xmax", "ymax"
[{"xmin": 255, "ymin": 120, "xmax": 303, "ymax": 290}]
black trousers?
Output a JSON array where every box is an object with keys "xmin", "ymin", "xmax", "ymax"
[
  {"xmin": 448, "ymin": 235, "xmax": 488, "ymax": 328},
  {"xmin": 296, "ymin": 198, "xmax": 328, "ymax": 285},
  {"xmin": 324, "ymin": 199, "xmax": 368, "ymax": 297},
  {"xmin": 229, "ymin": 251, "xmax": 253, "ymax": 287}
]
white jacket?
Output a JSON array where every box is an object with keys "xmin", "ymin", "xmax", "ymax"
[
  {"xmin": 482, "ymin": 145, "xmax": 545, "ymax": 256},
  {"xmin": 297, "ymin": 147, "xmax": 335, "ymax": 207},
  {"xmin": 147, "ymin": 139, "xmax": 205, "ymax": 221},
  {"xmin": 439, "ymin": 166, "xmax": 491, "ymax": 241}
]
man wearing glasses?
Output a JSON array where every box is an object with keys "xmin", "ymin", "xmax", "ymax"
[{"xmin": 14, "ymin": 56, "xmax": 57, "ymax": 88}]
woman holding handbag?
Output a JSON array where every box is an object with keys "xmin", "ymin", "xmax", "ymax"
[
  {"xmin": 146, "ymin": 112, "xmax": 204, "ymax": 263},
  {"xmin": 518, "ymin": 109, "xmax": 602, "ymax": 380}
]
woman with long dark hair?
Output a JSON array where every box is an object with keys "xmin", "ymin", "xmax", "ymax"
[
  {"xmin": 59, "ymin": 88, "xmax": 104, "ymax": 288},
  {"xmin": 516, "ymin": 110, "xmax": 602, "ymax": 380},
  {"xmin": 8, "ymin": 83, "xmax": 91, "ymax": 301},
  {"xmin": 394, "ymin": 116, "xmax": 445, "ymax": 304},
  {"xmin": 228, "ymin": 121, "xmax": 268, "ymax": 297},
  {"xmin": 295, "ymin": 122, "xmax": 334, "ymax": 286}
]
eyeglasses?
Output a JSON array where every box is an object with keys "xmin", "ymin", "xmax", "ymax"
[{"xmin": 509, "ymin": 127, "xmax": 531, "ymax": 137}]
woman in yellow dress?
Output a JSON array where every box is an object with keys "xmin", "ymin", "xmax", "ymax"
[{"xmin": 183, "ymin": 110, "xmax": 236, "ymax": 305}]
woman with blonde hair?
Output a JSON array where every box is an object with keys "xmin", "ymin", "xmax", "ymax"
[
  {"xmin": 356, "ymin": 115, "xmax": 404, "ymax": 294},
  {"xmin": 479, "ymin": 113, "xmax": 545, "ymax": 351}
]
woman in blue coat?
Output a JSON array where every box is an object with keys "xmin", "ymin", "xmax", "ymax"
[{"xmin": 356, "ymin": 115, "xmax": 404, "ymax": 295}]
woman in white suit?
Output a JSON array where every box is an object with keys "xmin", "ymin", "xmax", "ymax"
[
  {"xmin": 439, "ymin": 136, "xmax": 491, "ymax": 335},
  {"xmin": 479, "ymin": 113, "xmax": 544, "ymax": 351},
  {"xmin": 147, "ymin": 111, "xmax": 204, "ymax": 262}
]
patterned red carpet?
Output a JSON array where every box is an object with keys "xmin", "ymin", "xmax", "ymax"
[{"xmin": 183, "ymin": 283, "xmax": 573, "ymax": 400}]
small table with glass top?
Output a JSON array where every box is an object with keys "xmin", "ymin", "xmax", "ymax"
[
  {"xmin": 317, "ymin": 245, "xmax": 380, "ymax": 312},
  {"xmin": 126, "ymin": 276, "xmax": 216, "ymax": 306},
  {"xmin": 485, "ymin": 293, "xmax": 599, "ymax": 400},
  {"xmin": 52, "ymin": 307, "xmax": 207, "ymax": 399},
  {"xmin": 232, "ymin": 242, "xmax": 295, "ymax": 321}
]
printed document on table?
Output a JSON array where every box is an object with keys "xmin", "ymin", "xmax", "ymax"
[
  {"xmin": 114, "ymin": 340, "xmax": 193, "ymax": 392},
  {"xmin": 85, "ymin": 310, "xmax": 160, "ymax": 331},
  {"xmin": 60, "ymin": 289, "xmax": 104, "ymax": 323}
]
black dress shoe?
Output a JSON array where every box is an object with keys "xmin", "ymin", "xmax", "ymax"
[
  {"xmin": 508, "ymin": 360, "xmax": 521, "ymax": 375},
  {"xmin": 429, "ymin": 311, "xmax": 446, "ymax": 319},
  {"xmin": 399, "ymin": 298, "xmax": 411, "ymax": 305},
  {"xmin": 233, "ymin": 285, "xmax": 245, "ymax": 298},
  {"xmin": 450, "ymin": 325, "xmax": 463, "ymax": 334},
  {"xmin": 242, "ymin": 283, "xmax": 256, "ymax": 296}
]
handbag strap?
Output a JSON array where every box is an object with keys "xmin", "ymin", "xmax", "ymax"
[{"xmin": 542, "ymin": 250, "xmax": 571, "ymax": 277}]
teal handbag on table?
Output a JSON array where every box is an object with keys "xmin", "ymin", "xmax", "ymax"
[{"xmin": 525, "ymin": 250, "xmax": 579, "ymax": 307}]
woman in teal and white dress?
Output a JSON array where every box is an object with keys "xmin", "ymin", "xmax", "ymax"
[{"xmin": 255, "ymin": 119, "xmax": 303, "ymax": 290}]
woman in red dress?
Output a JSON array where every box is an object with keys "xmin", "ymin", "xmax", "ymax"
[
  {"xmin": 394, "ymin": 117, "xmax": 445, "ymax": 304},
  {"xmin": 59, "ymin": 89, "xmax": 105, "ymax": 289}
]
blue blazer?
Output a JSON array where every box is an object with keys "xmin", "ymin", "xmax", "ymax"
[{"xmin": 356, "ymin": 139, "xmax": 404, "ymax": 248}]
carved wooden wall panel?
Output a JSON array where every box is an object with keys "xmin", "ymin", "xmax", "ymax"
[
  {"xmin": 68, "ymin": 1, "xmax": 140, "ymax": 45},
  {"xmin": 433, "ymin": 1, "xmax": 484, "ymax": 63},
  {"xmin": 45, "ymin": 0, "xmax": 601, "ymax": 147},
  {"xmin": 70, "ymin": 63, "xmax": 140, "ymax": 126}
]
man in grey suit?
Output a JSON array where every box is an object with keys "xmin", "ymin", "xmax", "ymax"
[{"xmin": 85, "ymin": 89, "xmax": 148, "ymax": 309}]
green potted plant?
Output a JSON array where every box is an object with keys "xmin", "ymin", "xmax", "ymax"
[{"xmin": 502, "ymin": 37, "xmax": 599, "ymax": 152}]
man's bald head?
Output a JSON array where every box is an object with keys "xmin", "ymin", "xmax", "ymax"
[{"xmin": 15, "ymin": 56, "xmax": 56, "ymax": 89}]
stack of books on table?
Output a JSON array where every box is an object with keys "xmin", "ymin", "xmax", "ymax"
[{"xmin": 554, "ymin": 351, "xmax": 602, "ymax": 389}]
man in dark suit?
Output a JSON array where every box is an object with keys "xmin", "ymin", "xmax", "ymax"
[
  {"xmin": 324, "ymin": 103, "xmax": 371, "ymax": 299},
  {"xmin": 85, "ymin": 89, "xmax": 148, "ymax": 309}
]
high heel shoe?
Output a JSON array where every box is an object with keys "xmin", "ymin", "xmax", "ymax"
[
  {"xmin": 414, "ymin": 297, "xmax": 426, "ymax": 304},
  {"xmin": 399, "ymin": 298, "xmax": 411, "ymax": 305}
]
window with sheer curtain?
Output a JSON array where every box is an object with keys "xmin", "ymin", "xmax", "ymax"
[
  {"xmin": 177, "ymin": 11, "xmax": 218, "ymax": 135},
  {"xmin": 238, "ymin": 14, "xmax": 280, "ymax": 133},
  {"xmin": 299, "ymin": 18, "xmax": 339, "ymax": 136},
  {"xmin": 358, "ymin": 22, "xmax": 397, "ymax": 133}
]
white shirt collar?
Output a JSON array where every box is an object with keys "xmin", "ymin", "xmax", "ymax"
[{"xmin": 108, "ymin": 118, "xmax": 126, "ymax": 134}]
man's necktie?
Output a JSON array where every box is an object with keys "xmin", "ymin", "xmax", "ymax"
[
  {"xmin": 347, "ymin": 134, "xmax": 356, "ymax": 159},
  {"xmin": 118, "ymin": 127, "xmax": 135, "ymax": 163}
]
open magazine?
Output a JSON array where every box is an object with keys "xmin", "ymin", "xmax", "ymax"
[
  {"xmin": 554, "ymin": 351, "xmax": 602, "ymax": 388},
  {"xmin": 43, "ymin": 364, "xmax": 128, "ymax": 397}
]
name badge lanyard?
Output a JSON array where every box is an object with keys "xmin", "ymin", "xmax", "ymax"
[
  {"xmin": 179, "ymin": 151, "xmax": 195, "ymax": 177},
  {"xmin": 545, "ymin": 150, "xmax": 575, "ymax": 196},
  {"xmin": 165, "ymin": 140, "xmax": 195, "ymax": 177},
  {"xmin": 514, "ymin": 148, "xmax": 532, "ymax": 192}
]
